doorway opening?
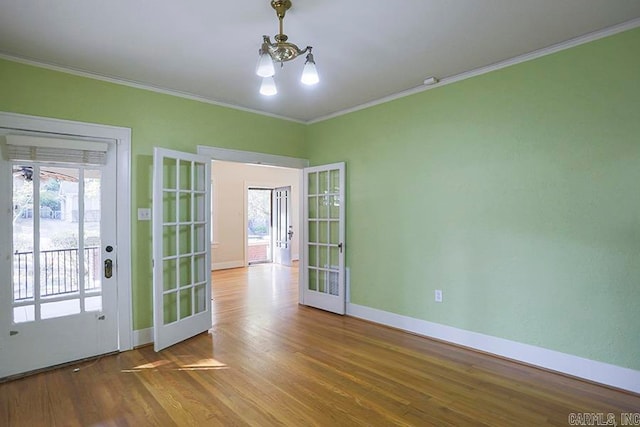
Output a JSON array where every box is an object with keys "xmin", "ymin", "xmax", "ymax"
[{"xmin": 247, "ymin": 188, "xmax": 272, "ymax": 264}]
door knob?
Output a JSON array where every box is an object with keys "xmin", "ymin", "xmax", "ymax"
[
  {"xmin": 104, "ymin": 259, "xmax": 113, "ymax": 278},
  {"xmin": 288, "ymin": 226, "xmax": 294, "ymax": 240}
]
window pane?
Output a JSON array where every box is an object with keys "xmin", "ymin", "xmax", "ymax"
[
  {"xmin": 13, "ymin": 305, "xmax": 35, "ymax": 323},
  {"xmin": 194, "ymin": 193, "xmax": 206, "ymax": 222},
  {"xmin": 308, "ymin": 221, "xmax": 317, "ymax": 243},
  {"xmin": 13, "ymin": 166, "xmax": 34, "ymax": 302},
  {"xmin": 194, "ymin": 284, "xmax": 207, "ymax": 314},
  {"xmin": 308, "ymin": 268, "xmax": 317, "ymax": 291},
  {"xmin": 163, "ymin": 191, "xmax": 177, "ymax": 223},
  {"xmin": 163, "ymin": 292, "xmax": 178, "ymax": 324},
  {"xmin": 40, "ymin": 168, "xmax": 80, "ymax": 298},
  {"xmin": 328, "ymin": 272, "xmax": 339, "ymax": 296},
  {"xmin": 309, "ymin": 245, "xmax": 318, "ymax": 267},
  {"xmin": 163, "ymin": 158, "xmax": 177, "ymax": 189},
  {"xmin": 330, "ymin": 247, "xmax": 339, "ymax": 269},
  {"xmin": 194, "ymin": 162, "xmax": 206, "ymax": 192},
  {"xmin": 194, "ymin": 255, "xmax": 207, "ymax": 283},
  {"xmin": 85, "ymin": 296, "xmax": 102, "ymax": 312},
  {"xmin": 179, "ymin": 288, "xmax": 193, "ymax": 319},
  {"xmin": 318, "ymin": 270, "xmax": 327, "ymax": 293},
  {"xmin": 308, "ymin": 172, "xmax": 317, "ymax": 195},
  {"xmin": 163, "ymin": 258, "xmax": 177, "ymax": 291},
  {"xmin": 84, "ymin": 169, "xmax": 101, "ymax": 292},
  {"xmin": 308, "ymin": 196, "xmax": 318, "ymax": 219},
  {"xmin": 319, "ymin": 246, "xmax": 328, "ymax": 268},
  {"xmin": 319, "ymin": 171, "xmax": 328, "ymax": 194},
  {"xmin": 179, "ymin": 225, "xmax": 192, "ymax": 255},
  {"xmin": 319, "ymin": 221, "xmax": 328, "ymax": 244},
  {"xmin": 330, "ymin": 169, "xmax": 340, "ymax": 193},
  {"xmin": 163, "ymin": 225, "xmax": 177, "ymax": 257},
  {"xmin": 179, "ymin": 256, "xmax": 192, "ymax": 287},
  {"xmin": 41, "ymin": 299, "xmax": 80, "ymax": 320},
  {"xmin": 179, "ymin": 192, "xmax": 191, "ymax": 222},
  {"xmin": 179, "ymin": 160, "xmax": 192, "ymax": 190}
]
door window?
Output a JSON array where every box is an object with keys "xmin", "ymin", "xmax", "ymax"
[{"xmin": 12, "ymin": 165, "xmax": 104, "ymax": 323}]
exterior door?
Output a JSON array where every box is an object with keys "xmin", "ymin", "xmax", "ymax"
[
  {"xmin": 302, "ymin": 163, "xmax": 345, "ymax": 315},
  {"xmin": 273, "ymin": 186, "xmax": 292, "ymax": 266},
  {"xmin": 153, "ymin": 148, "xmax": 211, "ymax": 352},
  {"xmin": 0, "ymin": 134, "xmax": 118, "ymax": 378}
]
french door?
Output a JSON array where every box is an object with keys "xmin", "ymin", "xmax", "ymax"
[
  {"xmin": 0, "ymin": 134, "xmax": 119, "ymax": 378},
  {"xmin": 302, "ymin": 163, "xmax": 346, "ymax": 314},
  {"xmin": 273, "ymin": 185, "xmax": 293, "ymax": 266},
  {"xmin": 152, "ymin": 148, "xmax": 211, "ymax": 352}
]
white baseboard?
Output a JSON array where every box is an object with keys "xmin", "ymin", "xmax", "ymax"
[
  {"xmin": 132, "ymin": 327, "xmax": 153, "ymax": 347},
  {"xmin": 347, "ymin": 303, "xmax": 640, "ymax": 394},
  {"xmin": 211, "ymin": 260, "xmax": 245, "ymax": 271}
]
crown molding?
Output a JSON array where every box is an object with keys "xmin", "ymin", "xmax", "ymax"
[
  {"xmin": 1, "ymin": 17, "xmax": 639, "ymax": 126},
  {"xmin": 0, "ymin": 53, "xmax": 305, "ymax": 124},
  {"xmin": 308, "ymin": 17, "xmax": 640, "ymax": 125}
]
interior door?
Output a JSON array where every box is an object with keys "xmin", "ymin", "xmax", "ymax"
[
  {"xmin": 302, "ymin": 163, "xmax": 345, "ymax": 315},
  {"xmin": 153, "ymin": 148, "xmax": 211, "ymax": 352},
  {"xmin": 0, "ymin": 134, "xmax": 118, "ymax": 378},
  {"xmin": 273, "ymin": 185, "xmax": 292, "ymax": 266}
]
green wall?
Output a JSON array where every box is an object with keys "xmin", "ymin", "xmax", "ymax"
[
  {"xmin": 1, "ymin": 26, "xmax": 639, "ymax": 371},
  {"xmin": 306, "ymin": 27, "xmax": 640, "ymax": 370},
  {"xmin": 0, "ymin": 59, "xmax": 306, "ymax": 330}
]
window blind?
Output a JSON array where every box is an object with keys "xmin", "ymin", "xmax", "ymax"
[{"xmin": 4, "ymin": 135, "xmax": 109, "ymax": 166}]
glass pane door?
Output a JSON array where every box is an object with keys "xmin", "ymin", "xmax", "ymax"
[
  {"xmin": 303, "ymin": 162, "xmax": 345, "ymax": 314},
  {"xmin": 153, "ymin": 148, "xmax": 211, "ymax": 352},
  {"xmin": 1, "ymin": 137, "xmax": 118, "ymax": 379}
]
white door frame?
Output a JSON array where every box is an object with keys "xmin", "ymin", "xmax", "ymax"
[
  {"xmin": 0, "ymin": 111, "xmax": 133, "ymax": 351},
  {"xmin": 197, "ymin": 146, "xmax": 308, "ymax": 303}
]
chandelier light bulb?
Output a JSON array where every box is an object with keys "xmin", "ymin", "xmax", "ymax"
[
  {"xmin": 259, "ymin": 76, "xmax": 277, "ymax": 96},
  {"xmin": 255, "ymin": 1, "xmax": 319, "ymax": 94},
  {"xmin": 256, "ymin": 48, "xmax": 276, "ymax": 77},
  {"xmin": 300, "ymin": 53, "xmax": 319, "ymax": 85}
]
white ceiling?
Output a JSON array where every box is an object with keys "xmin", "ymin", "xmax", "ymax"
[{"xmin": 1, "ymin": 1, "xmax": 640, "ymax": 123}]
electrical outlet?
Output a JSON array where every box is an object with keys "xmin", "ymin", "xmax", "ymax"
[
  {"xmin": 435, "ymin": 289, "xmax": 443, "ymax": 303},
  {"xmin": 137, "ymin": 208, "xmax": 151, "ymax": 221}
]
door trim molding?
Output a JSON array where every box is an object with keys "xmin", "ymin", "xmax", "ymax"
[
  {"xmin": 197, "ymin": 146, "xmax": 308, "ymax": 169},
  {"xmin": 0, "ymin": 111, "xmax": 133, "ymax": 351}
]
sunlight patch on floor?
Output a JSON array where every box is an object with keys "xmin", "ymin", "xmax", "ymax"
[{"xmin": 122, "ymin": 358, "xmax": 228, "ymax": 373}]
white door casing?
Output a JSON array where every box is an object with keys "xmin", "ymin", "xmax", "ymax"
[
  {"xmin": 302, "ymin": 162, "xmax": 346, "ymax": 315},
  {"xmin": 0, "ymin": 112, "xmax": 132, "ymax": 377},
  {"xmin": 152, "ymin": 148, "xmax": 211, "ymax": 352}
]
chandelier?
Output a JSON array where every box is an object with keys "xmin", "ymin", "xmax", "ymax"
[{"xmin": 255, "ymin": 0, "xmax": 319, "ymax": 96}]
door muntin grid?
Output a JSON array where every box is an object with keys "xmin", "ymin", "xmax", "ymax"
[
  {"xmin": 160, "ymin": 157, "xmax": 208, "ymax": 325},
  {"xmin": 307, "ymin": 168, "xmax": 341, "ymax": 296}
]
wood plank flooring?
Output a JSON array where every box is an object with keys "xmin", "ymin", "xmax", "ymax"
[{"xmin": 1, "ymin": 263, "xmax": 639, "ymax": 426}]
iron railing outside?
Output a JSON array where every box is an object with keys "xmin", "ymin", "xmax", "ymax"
[{"xmin": 13, "ymin": 247, "xmax": 101, "ymax": 301}]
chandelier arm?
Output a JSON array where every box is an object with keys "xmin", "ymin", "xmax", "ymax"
[{"xmin": 257, "ymin": 0, "xmax": 319, "ymax": 90}]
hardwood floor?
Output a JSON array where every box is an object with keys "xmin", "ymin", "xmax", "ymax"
[{"xmin": 1, "ymin": 263, "xmax": 638, "ymax": 426}]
